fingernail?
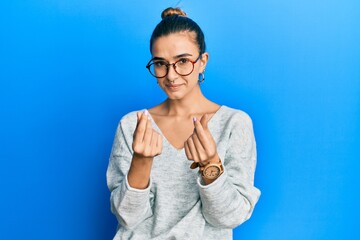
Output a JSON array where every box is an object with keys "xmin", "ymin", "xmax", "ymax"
[
  {"xmin": 193, "ymin": 117, "xmax": 197, "ymax": 122},
  {"xmin": 144, "ymin": 110, "xmax": 152, "ymax": 120}
]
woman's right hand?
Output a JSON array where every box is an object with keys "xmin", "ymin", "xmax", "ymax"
[
  {"xmin": 132, "ymin": 110, "xmax": 163, "ymax": 158},
  {"xmin": 128, "ymin": 110, "xmax": 162, "ymax": 189}
]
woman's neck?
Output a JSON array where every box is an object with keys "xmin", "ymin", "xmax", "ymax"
[
  {"xmin": 150, "ymin": 84, "xmax": 220, "ymax": 118},
  {"xmin": 164, "ymin": 90, "xmax": 212, "ymax": 116}
]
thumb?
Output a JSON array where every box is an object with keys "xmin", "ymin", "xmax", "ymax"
[
  {"xmin": 136, "ymin": 111, "xmax": 142, "ymax": 122},
  {"xmin": 200, "ymin": 113, "xmax": 210, "ymax": 130}
]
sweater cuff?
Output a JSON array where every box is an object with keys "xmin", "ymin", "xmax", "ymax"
[{"xmin": 125, "ymin": 174, "xmax": 152, "ymax": 193}]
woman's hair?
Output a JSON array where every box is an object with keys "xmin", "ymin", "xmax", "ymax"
[{"xmin": 150, "ymin": 7, "xmax": 206, "ymax": 54}]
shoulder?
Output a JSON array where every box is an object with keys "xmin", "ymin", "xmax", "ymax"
[
  {"xmin": 119, "ymin": 110, "xmax": 141, "ymax": 124},
  {"xmin": 217, "ymin": 105, "xmax": 253, "ymax": 127}
]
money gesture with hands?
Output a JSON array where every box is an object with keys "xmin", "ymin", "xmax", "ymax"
[
  {"xmin": 132, "ymin": 110, "xmax": 163, "ymax": 158},
  {"xmin": 185, "ymin": 114, "xmax": 220, "ymax": 169},
  {"xmin": 128, "ymin": 110, "xmax": 163, "ymax": 189}
]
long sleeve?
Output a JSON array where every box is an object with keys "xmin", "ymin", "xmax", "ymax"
[
  {"xmin": 107, "ymin": 107, "xmax": 260, "ymax": 239},
  {"xmin": 106, "ymin": 115, "xmax": 154, "ymax": 230},
  {"xmin": 198, "ymin": 111, "xmax": 261, "ymax": 228}
]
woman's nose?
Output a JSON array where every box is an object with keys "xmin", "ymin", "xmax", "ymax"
[{"xmin": 166, "ymin": 64, "xmax": 178, "ymax": 80}]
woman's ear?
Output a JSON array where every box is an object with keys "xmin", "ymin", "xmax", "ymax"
[{"xmin": 200, "ymin": 52, "xmax": 209, "ymax": 72}]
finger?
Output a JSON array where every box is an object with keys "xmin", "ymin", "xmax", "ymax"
[
  {"xmin": 191, "ymin": 132, "xmax": 207, "ymax": 161},
  {"xmin": 133, "ymin": 111, "xmax": 147, "ymax": 144},
  {"xmin": 200, "ymin": 113, "xmax": 210, "ymax": 130},
  {"xmin": 184, "ymin": 141, "xmax": 193, "ymax": 160},
  {"xmin": 149, "ymin": 131, "xmax": 161, "ymax": 156},
  {"xmin": 143, "ymin": 117, "xmax": 153, "ymax": 145},
  {"xmin": 150, "ymin": 130, "xmax": 157, "ymax": 150},
  {"xmin": 156, "ymin": 133, "xmax": 163, "ymax": 155},
  {"xmin": 193, "ymin": 116, "xmax": 212, "ymax": 153},
  {"xmin": 136, "ymin": 111, "xmax": 142, "ymax": 121},
  {"xmin": 186, "ymin": 136, "xmax": 200, "ymax": 162}
]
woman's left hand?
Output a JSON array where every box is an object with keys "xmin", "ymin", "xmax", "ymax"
[{"xmin": 184, "ymin": 114, "xmax": 220, "ymax": 168}]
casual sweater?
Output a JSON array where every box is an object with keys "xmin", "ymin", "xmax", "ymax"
[{"xmin": 106, "ymin": 105, "xmax": 261, "ymax": 240}]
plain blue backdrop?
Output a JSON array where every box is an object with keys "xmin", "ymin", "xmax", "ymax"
[{"xmin": 1, "ymin": 0, "xmax": 359, "ymax": 239}]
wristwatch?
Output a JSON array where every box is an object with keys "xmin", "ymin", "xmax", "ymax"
[{"xmin": 201, "ymin": 161, "xmax": 224, "ymax": 180}]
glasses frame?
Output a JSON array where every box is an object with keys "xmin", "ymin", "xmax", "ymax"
[{"xmin": 146, "ymin": 55, "xmax": 201, "ymax": 78}]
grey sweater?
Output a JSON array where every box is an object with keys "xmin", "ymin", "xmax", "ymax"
[{"xmin": 107, "ymin": 105, "xmax": 261, "ymax": 240}]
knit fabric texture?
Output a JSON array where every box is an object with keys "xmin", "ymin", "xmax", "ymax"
[{"xmin": 107, "ymin": 105, "xmax": 261, "ymax": 240}]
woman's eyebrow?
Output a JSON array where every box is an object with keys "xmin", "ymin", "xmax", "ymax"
[
  {"xmin": 150, "ymin": 56, "xmax": 166, "ymax": 61},
  {"xmin": 150, "ymin": 53, "xmax": 193, "ymax": 62},
  {"xmin": 174, "ymin": 53, "xmax": 193, "ymax": 59}
]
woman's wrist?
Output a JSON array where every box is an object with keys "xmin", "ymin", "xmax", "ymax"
[
  {"xmin": 200, "ymin": 155, "xmax": 223, "ymax": 185},
  {"xmin": 127, "ymin": 155, "xmax": 154, "ymax": 189}
]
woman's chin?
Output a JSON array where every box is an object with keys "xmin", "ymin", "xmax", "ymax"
[{"xmin": 166, "ymin": 92, "xmax": 184, "ymax": 100}]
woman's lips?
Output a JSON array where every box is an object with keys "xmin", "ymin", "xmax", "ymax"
[{"xmin": 165, "ymin": 84, "xmax": 183, "ymax": 91}]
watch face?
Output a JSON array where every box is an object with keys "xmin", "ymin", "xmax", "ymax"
[{"xmin": 204, "ymin": 165, "xmax": 221, "ymax": 179}]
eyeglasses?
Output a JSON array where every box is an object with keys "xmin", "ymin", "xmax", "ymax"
[{"xmin": 146, "ymin": 55, "xmax": 201, "ymax": 78}]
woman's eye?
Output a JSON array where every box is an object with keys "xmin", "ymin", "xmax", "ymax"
[
  {"xmin": 178, "ymin": 58, "xmax": 189, "ymax": 64},
  {"xmin": 154, "ymin": 61, "xmax": 167, "ymax": 67}
]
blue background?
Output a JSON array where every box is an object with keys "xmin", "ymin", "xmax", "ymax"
[{"xmin": 1, "ymin": 0, "xmax": 359, "ymax": 239}]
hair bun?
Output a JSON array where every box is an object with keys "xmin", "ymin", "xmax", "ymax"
[{"xmin": 161, "ymin": 7, "xmax": 187, "ymax": 19}]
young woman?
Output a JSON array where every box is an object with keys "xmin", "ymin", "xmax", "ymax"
[{"xmin": 107, "ymin": 7, "xmax": 261, "ymax": 240}]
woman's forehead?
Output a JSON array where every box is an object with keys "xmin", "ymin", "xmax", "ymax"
[{"xmin": 151, "ymin": 32, "xmax": 198, "ymax": 58}]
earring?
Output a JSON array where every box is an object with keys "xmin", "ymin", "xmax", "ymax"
[{"xmin": 198, "ymin": 70, "xmax": 205, "ymax": 84}]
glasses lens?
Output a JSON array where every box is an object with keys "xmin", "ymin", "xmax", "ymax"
[
  {"xmin": 174, "ymin": 59, "xmax": 194, "ymax": 76},
  {"xmin": 147, "ymin": 57, "xmax": 199, "ymax": 78},
  {"xmin": 148, "ymin": 62, "xmax": 167, "ymax": 78}
]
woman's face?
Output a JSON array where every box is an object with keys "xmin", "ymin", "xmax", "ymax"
[{"xmin": 151, "ymin": 32, "xmax": 208, "ymax": 100}]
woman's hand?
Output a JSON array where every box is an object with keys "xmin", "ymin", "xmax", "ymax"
[
  {"xmin": 128, "ymin": 110, "xmax": 163, "ymax": 189},
  {"xmin": 132, "ymin": 110, "xmax": 163, "ymax": 158},
  {"xmin": 184, "ymin": 114, "xmax": 220, "ymax": 168}
]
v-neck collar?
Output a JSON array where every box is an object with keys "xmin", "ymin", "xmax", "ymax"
[{"xmin": 148, "ymin": 105, "xmax": 226, "ymax": 152}]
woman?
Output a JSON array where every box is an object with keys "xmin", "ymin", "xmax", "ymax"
[{"xmin": 107, "ymin": 7, "xmax": 260, "ymax": 240}]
